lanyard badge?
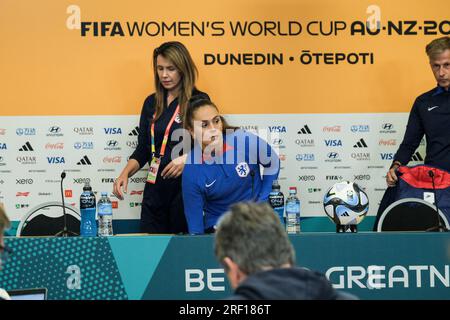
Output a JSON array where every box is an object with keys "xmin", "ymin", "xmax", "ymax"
[{"xmin": 147, "ymin": 105, "xmax": 180, "ymax": 184}]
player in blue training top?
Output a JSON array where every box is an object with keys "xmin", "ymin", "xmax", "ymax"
[{"xmin": 182, "ymin": 98, "xmax": 280, "ymax": 234}]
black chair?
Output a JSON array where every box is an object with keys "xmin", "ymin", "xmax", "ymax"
[
  {"xmin": 16, "ymin": 202, "xmax": 80, "ymax": 237},
  {"xmin": 376, "ymin": 198, "xmax": 450, "ymax": 232}
]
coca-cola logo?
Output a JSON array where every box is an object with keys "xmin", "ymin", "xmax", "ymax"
[
  {"xmin": 45, "ymin": 142, "xmax": 64, "ymax": 149},
  {"xmin": 103, "ymin": 156, "xmax": 121, "ymax": 164},
  {"xmin": 322, "ymin": 126, "xmax": 341, "ymax": 132}
]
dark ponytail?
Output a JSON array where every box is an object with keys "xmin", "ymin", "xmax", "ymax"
[{"xmin": 184, "ymin": 98, "xmax": 238, "ymax": 133}]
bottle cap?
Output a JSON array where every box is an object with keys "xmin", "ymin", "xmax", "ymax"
[
  {"xmin": 83, "ymin": 181, "xmax": 92, "ymax": 191},
  {"xmin": 289, "ymin": 187, "xmax": 297, "ymax": 192}
]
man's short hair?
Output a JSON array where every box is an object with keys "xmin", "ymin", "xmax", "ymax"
[
  {"xmin": 214, "ymin": 202, "xmax": 295, "ymax": 275},
  {"xmin": 0, "ymin": 205, "xmax": 10, "ymax": 233},
  {"xmin": 426, "ymin": 36, "xmax": 450, "ymax": 59}
]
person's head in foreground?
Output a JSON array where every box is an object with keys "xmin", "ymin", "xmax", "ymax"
[
  {"xmin": 214, "ymin": 202, "xmax": 357, "ymax": 300},
  {"xmin": 0, "ymin": 206, "xmax": 12, "ymax": 300}
]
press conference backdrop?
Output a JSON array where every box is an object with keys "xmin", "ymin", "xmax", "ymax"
[
  {"xmin": 1, "ymin": 233, "xmax": 449, "ymax": 300},
  {"xmin": 0, "ymin": 0, "xmax": 447, "ymax": 231}
]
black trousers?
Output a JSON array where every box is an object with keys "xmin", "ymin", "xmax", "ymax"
[{"xmin": 140, "ymin": 176, "xmax": 188, "ymax": 234}]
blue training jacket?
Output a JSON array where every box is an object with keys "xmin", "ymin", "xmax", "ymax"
[{"xmin": 182, "ymin": 129, "xmax": 280, "ymax": 234}]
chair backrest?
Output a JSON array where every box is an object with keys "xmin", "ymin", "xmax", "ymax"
[
  {"xmin": 377, "ymin": 198, "xmax": 450, "ymax": 232},
  {"xmin": 16, "ymin": 201, "xmax": 81, "ymax": 236}
]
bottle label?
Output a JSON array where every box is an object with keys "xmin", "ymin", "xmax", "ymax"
[
  {"xmin": 98, "ymin": 203, "xmax": 113, "ymax": 216},
  {"xmin": 269, "ymin": 194, "xmax": 284, "ymax": 208},
  {"xmin": 80, "ymin": 207, "xmax": 97, "ymax": 237}
]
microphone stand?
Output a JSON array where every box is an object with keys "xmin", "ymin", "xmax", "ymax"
[
  {"xmin": 55, "ymin": 171, "xmax": 79, "ymax": 237},
  {"xmin": 250, "ymin": 170, "xmax": 255, "ymax": 200},
  {"xmin": 426, "ymin": 170, "xmax": 448, "ymax": 232}
]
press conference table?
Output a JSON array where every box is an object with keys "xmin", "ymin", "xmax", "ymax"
[{"xmin": 1, "ymin": 232, "xmax": 449, "ymax": 300}]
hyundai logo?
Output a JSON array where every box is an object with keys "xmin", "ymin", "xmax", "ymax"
[
  {"xmin": 327, "ymin": 152, "xmax": 339, "ymax": 159},
  {"xmin": 49, "ymin": 126, "xmax": 61, "ymax": 133},
  {"xmin": 272, "ymin": 139, "xmax": 283, "ymax": 145},
  {"xmin": 107, "ymin": 140, "xmax": 119, "ymax": 147},
  {"xmin": 382, "ymin": 123, "xmax": 393, "ymax": 130}
]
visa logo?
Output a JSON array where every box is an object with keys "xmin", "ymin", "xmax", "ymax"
[
  {"xmin": 324, "ymin": 140, "xmax": 342, "ymax": 147},
  {"xmin": 104, "ymin": 128, "xmax": 122, "ymax": 134},
  {"xmin": 0, "ymin": 143, "xmax": 6, "ymax": 150},
  {"xmin": 268, "ymin": 126, "xmax": 286, "ymax": 133},
  {"xmin": 380, "ymin": 153, "xmax": 394, "ymax": 160},
  {"xmin": 47, "ymin": 156, "xmax": 66, "ymax": 164}
]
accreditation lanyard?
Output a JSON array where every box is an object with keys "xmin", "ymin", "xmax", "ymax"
[
  {"xmin": 150, "ymin": 105, "xmax": 180, "ymax": 158},
  {"xmin": 147, "ymin": 105, "xmax": 180, "ymax": 184}
]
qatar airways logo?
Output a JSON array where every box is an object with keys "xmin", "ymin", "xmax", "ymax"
[{"xmin": 73, "ymin": 127, "xmax": 94, "ymax": 135}]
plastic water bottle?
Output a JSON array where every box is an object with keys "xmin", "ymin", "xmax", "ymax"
[
  {"xmin": 285, "ymin": 187, "xmax": 301, "ymax": 234},
  {"xmin": 97, "ymin": 192, "xmax": 113, "ymax": 236},
  {"xmin": 269, "ymin": 180, "xmax": 285, "ymax": 226},
  {"xmin": 80, "ymin": 182, "xmax": 97, "ymax": 237}
]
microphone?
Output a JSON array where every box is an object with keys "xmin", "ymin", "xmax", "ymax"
[
  {"xmin": 250, "ymin": 170, "xmax": 255, "ymax": 200},
  {"xmin": 426, "ymin": 169, "xmax": 448, "ymax": 232},
  {"xmin": 55, "ymin": 171, "xmax": 78, "ymax": 237}
]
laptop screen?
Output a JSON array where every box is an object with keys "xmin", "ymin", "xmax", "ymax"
[{"xmin": 7, "ymin": 288, "xmax": 47, "ymax": 300}]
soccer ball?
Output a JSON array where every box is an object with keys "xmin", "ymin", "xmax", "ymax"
[{"xmin": 323, "ymin": 181, "xmax": 369, "ymax": 225}]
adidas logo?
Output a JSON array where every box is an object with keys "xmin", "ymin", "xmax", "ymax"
[
  {"xmin": 411, "ymin": 152, "xmax": 423, "ymax": 162},
  {"xmin": 353, "ymin": 138, "xmax": 368, "ymax": 148},
  {"xmin": 19, "ymin": 142, "xmax": 34, "ymax": 151},
  {"xmin": 128, "ymin": 126, "xmax": 139, "ymax": 136},
  {"xmin": 297, "ymin": 125, "xmax": 312, "ymax": 134},
  {"xmin": 77, "ymin": 155, "xmax": 92, "ymax": 165}
]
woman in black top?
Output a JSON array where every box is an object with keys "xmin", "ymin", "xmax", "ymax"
[{"xmin": 113, "ymin": 41, "xmax": 209, "ymax": 233}]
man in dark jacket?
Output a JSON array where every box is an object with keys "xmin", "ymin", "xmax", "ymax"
[
  {"xmin": 377, "ymin": 36, "xmax": 450, "ymax": 231},
  {"xmin": 386, "ymin": 36, "xmax": 450, "ymax": 186},
  {"xmin": 214, "ymin": 202, "xmax": 356, "ymax": 300}
]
